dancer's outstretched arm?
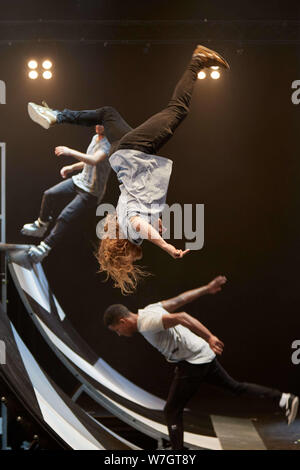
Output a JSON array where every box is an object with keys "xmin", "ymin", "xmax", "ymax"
[
  {"xmin": 130, "ymin": 215, "xmax": 190, "ymax": 259},
  {"xmin": 55, "ymin": 146, "xmax": 108, "ymax": 165},
  {"xmin": 161, "ymin": 275, "xmax": 227, "ymax": 312},
  {"xmin": 162, "ymin": 311, "xmax": 224, "ymax": 355}
]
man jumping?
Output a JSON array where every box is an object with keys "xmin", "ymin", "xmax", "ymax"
[{"xmin": 103, "ymin": 275, "xmax": 299, "ymax": 449}]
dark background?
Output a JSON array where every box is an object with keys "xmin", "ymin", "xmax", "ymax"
[{"xmin": 0, "ymin": 0, "xmax": 299, "ymax": 404}]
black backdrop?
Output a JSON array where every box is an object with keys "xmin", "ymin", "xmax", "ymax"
[{"xmin": 0, "ymin": 0, "xmax": 299, "ymax": 404}]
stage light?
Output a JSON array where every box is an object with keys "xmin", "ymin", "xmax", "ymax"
[
  {"xmin": 211, "ymin": 70, "xmax": 220, "ymax": 79},
  {"xmin": 211, "ymin": 66, "xmax": 219, "ymax": 70},
  {"xmin": 26, "ymin": 58, "xmax": 54, "ymax": 80},
  {"xmin": 28, "ymin": 70, "xmax": 38, "ymax": 79},
  {"xmin": 42, "ymin": 60, "xmax": 52, "ymax": 70},
  {"xmin": 198, "ymin": 71, "xmax": 206, "ymax": 80},
  {"xmin": 28, "ymin": 60, "xmax": 38, "ymax": 69},
  {"xmin": 43, "ymin": 71, "xmax": 52, "ymax": 80}
]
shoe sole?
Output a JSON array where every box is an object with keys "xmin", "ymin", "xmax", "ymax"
[
  {"xmin": 288, "ymin": 396, "xmax": 299, "ymax": 425},
  {"xmin": 21, "ymin": 228, "xmax": 44, "ymax": 237},
  {"xmin": 194, "ymin": 45, "xmax": 230, "ymax": 69},
  {"xmin": 27, "ymin": 103, "xmax": 51, "ymax": 129}
]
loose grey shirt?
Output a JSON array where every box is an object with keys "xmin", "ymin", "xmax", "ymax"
[{"xmin": 109, "ymin": 149, "xmax": 173, "ymax": 244}]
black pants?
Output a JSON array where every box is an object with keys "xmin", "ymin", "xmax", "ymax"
[
  {"xmin": 39, "ymin": 179, "xmax": 97, "ymax": 248},
  {"xmin": 56, "ymin": 57, "xmax": 201, "ymax": 156},
  {"xmin": 164, "ymin": 358, "xmax": 282, "ymax": 450}
]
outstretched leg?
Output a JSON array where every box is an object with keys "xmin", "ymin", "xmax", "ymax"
[
  {"xmin": 116, "ymin": 59, "xmax": 200, "ymax": 155},
  {"xmin": 204, "ymin": 360, "xmax": 299, "ymax": 424},
  {"xmin": 116, "ymin": 45, "xmax": 229, "ymax": 155},
  {"xmin": 56, "ymin": 106, "xmax": 133, "ymax": 144},
  {"xmin": 205, "ymin": 359, "xmax": 283, "ymax": 403},
  {"xmin": 28, "ymin": 103, "xmax": 132, "ymax": 145}
]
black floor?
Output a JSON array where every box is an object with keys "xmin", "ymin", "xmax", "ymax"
[{"xmin": 79, "ymin": 388, "xmax": 300, "ymax": 450}]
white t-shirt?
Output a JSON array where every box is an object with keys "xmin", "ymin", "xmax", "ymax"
[
  {"xmin": 137, "ymin": 302, "xmax": 216, "ymax": 364},
  {"xmin": 73, "ymin": 135, "xmax": 111, "ymax": 201}
]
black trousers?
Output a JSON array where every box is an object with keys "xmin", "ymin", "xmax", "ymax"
[
  {"xmin": 39, "ymin": 179, "xmax": 97, "ymax": 248},
  {"xmin": 164, "ymin": 358, "xmax": 282, "ymax": 450},
  {"xmin": 57, "ymin": 57, "xmax": 201, "ymax": 156}
]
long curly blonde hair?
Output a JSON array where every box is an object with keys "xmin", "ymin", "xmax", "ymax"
[{"xmin": 96, "ymin": 213, "xmax": 150, "ymax": 295}]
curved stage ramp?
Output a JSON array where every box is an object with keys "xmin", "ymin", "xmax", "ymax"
[
  {"xmin": 0, "ymin": 302, "xmax": 138, "ymax": 450},
  {"xmin": 4, "ymin": 244, "xmax": 221, "ymax": 450}
]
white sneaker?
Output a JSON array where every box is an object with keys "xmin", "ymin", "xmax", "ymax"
[
  {"xmin": 28, "ymin": 242, "xmax": 51, "ymax": 263},
  {"xmin": 28, "ymin": 102, "xmax": 58, "ymax": 129},
  {"xmin": 21, "ymin": 219, "xmax": 49, "ymax": 238}
]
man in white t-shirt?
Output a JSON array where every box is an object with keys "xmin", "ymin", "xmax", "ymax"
[
  {"xmin": 103, "ymin": 275, "xmax": 299, "ymax": 449},
  {"xmin": 21, "ymin": 124, "xmax": 111, "ymax": 263}
]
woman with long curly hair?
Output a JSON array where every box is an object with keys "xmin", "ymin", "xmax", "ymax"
[
  {"xmin": 97, "ymin": 212, "xmax": 147, "ymax": 295},
  {"xmin": 28, "ymin": 45, "xmax": 229, "ymax": 293}
]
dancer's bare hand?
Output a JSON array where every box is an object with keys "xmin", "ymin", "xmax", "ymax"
[
  {"xmin": 60, "ymin": 165, "xmax": 72, "ymax": 179},
  {"xmin": 208, "ymin": 336, "xmax": 224, "ymax": 355},
  {"xmin": 166, "ymin": 244, "xmax": 190, "ymax": 259},
  {"xmin": 207, "ymin": 275, "xmax": 227, "ymax": 294},
  {"xmin": 55, "ymin": 146, "xmax": 73, "ymax": 157}
]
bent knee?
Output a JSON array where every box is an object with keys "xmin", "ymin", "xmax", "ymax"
[
  {"xmin": 43, "ymin": 188, "xmax": 55, "ymax": 198},
  {"xmin": 98, "ymin": 105, "xmax": 118, "ymax": 115}
]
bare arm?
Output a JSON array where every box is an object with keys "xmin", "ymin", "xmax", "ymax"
[
  {"xmin": 55, "ymin": 146, "xmax": 108, "ymax": 166},
  {"xmin": 70, "ymin": 162, "xmax": 85, "ymax": 171},
  {"xmin": 162, "ymin": 311, "xmax": 224, "ymax": 355},
  {"xmin": 60, "ymin": 162, "xmax": 84, "ymax": 179},
  {"xmin": 161, "ymin": 276, "xmax": 227, "ymax": 312},
  {"xmin": 130, "ymin": 215, "xmax": 190, "ymax": 259}
]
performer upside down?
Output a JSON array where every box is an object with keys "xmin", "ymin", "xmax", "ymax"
[
  {"xmin": 27, "ymin": 45, "xmax": 229, "ymax": 292},
  {"xmin": 103, "ymin": 275, "xmax": 299, "ymax": 450},
  {"xmin": 21, "ymin": 125, "xmax": 111, "ymax": 262}
]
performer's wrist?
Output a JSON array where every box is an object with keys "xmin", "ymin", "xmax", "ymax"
[{"xmin": 162, "ymin": 241, "xmax": 173, "ymax": 254}]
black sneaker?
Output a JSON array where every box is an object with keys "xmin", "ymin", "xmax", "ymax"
[{"xmin": 285, "ymin": 394, "xmax": 299, "ymax": 425}]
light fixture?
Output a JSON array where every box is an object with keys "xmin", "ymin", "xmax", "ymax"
[
  {"xmin": 198, "ymin": 71, "xmax": 206, "ymax": 80},
  {"xmin": 28, "ymin": 60, "xmax": 38, "ymax": 69},
  {"xmin": 28, "ymin": 70, "xmax": 38, "ymax": 79},
  {"xmin": 211, "ymin": 70, "xmax": 220, "ymax": 80},
  {"xmin": 211, "ymin": 66, "xmax": 219, "ymax": 70},
  {"xmin": 43, "ymin": 71, "xmax": 52, "ymax": 80},
  {"xmin": 42, "ymin": 60, "xmax": 52, "ymax": 70},
  {"xmin": 27, "ymin": 58, "xmax": 54, "ymax": 80}
]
